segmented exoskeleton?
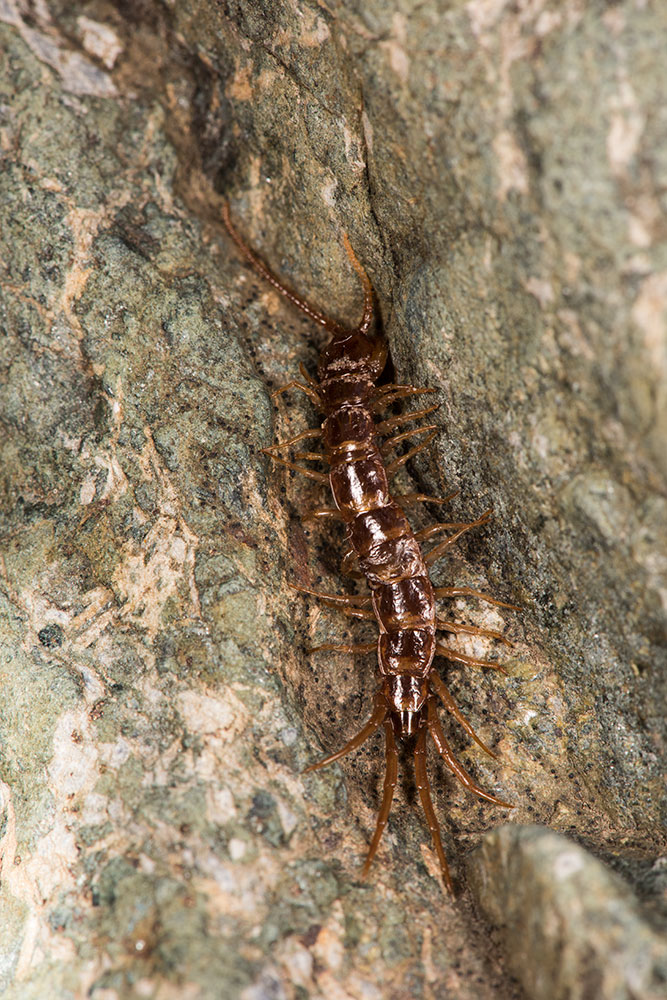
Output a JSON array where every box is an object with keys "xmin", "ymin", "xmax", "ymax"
[{"xmin": 223, "ymin": 203, "xmax": 517, "ymax": 891}]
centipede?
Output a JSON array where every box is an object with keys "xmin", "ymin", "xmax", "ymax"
[{"xmin": 222, "ymin": 202, "xmax": 517, "ymax": 892}]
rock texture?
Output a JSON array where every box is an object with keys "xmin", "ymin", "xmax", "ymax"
[
  {"xmin": 0, "ymin": 1, "xmax": 665, "ymax": 998},
  {"xmin": 469, "ymin": 825, "xmax": 667, "ymax": 1000}
]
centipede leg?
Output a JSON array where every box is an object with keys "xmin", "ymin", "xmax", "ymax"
[
  {"xmin": 375, "ymin": 404, "xmax": 440, "ymax": 435},
  {"xmin": 302, "ymin": 507, "xmax": 343, "ymax": 522},
  {"xmin": 337, "ymin": 607, "xmax": 376, "ymax": 620},
  {"xmin": 434, "ymin": 587, "xmax": 521, "ymax": 611},
  {"xmin": 424, "ymin": 511, "xmax": 492, "ymax": 566},
  {"xmin": 381, "ymin": 424, "xmax": 439, "ymax": 457},
  {"xmin": 436, "ymin": 620, "xmax": 512, "ymax": 647},
  {"xmin": 271, "ymin": 380, "xmax": 322, "ymax": 406},
  {"xmin": 429, "ymin": 674, "xmax": 496, "ymax": 758},
  {"xmin": 385, "ymin": 430, "xmax": 438, "ymax": 476},
  {"xmin": 414, "ymin": 715, "xmax": 454, "ymax": 892},
  {"xmin": 341, "ymin": 549, "xmax": 364, "ymax": 578},
  {"xmin": 307, "ymin": 641, "xmax": 376, "ymax": 654},
  {"xmin": 370, "ymin": 385, "xmax": 437, "ymax": 413},
  {"xmin": 361, "ymin": 719, "xmax": 398, "ymax": 878},
  {"xmin": 435, "ymin": 643, "xmax": 507, "ymax": 674},
  {"xmin": 426, "ymin": 698, "xmax": 513, "ymax": 809},
  {"xmin": 415, "ymin": 521, "xmax": 474, "ymax": 542},
  {"xmin": 393, "ymin": 490, "xmax": 459, "ymax": 508},
  {"xmin": 303, "ymin": 692, "xmax": 387, "ymax": 772},
  {"xmin": 263, "ymin": 429, "xmax": 321, "ymax": 454},
  {"xmin": 263, "ymin": 452, "xmax": 329, "ymax": 483},
  {"xmin": 374, "ymin": 383, "xmax": 436, "ymax": 396},
  {"xmin": 293, "ymin": 450, "xmax": 327, "ymax": 462},
  {"xmin": 289, "ymin": 583, "xmax": 371, "ymax": 608},
  {"xmin": 299, "ymin": 363, "xmax": 317, "ymax": 386},
  {"xmin": 293, "ymin": 589, "xmax": 375, "ymax": 619}
]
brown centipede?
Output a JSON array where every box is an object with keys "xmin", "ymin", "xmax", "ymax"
[{"xmin": 223, "ymin": 202, "xmax": 517, "ymax": 892}]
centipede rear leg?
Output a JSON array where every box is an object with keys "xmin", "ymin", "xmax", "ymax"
[
  {"xmin": 414, "ymin": 714, "xmax": 454, "ymax": 892},
  {"xmin": 303, "ymin": 693, "xmax": 387, "ymax": 773},
  {"xmin": 426, "ymin": 698, "xmax": 513, "ymax": 809},
  {"xmin": 360, "ymin": 719, "xmax": 398, "ymax": 878},
  {"xmin": 429, "ymin": 674, "xmax": 496, "ymax": 758}
]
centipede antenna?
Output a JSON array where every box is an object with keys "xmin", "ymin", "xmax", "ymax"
[
  {"xmin": 222, "ymin": 201, "xmax": 352, "ymax": 336},
  {"xmin": 341, "ymin": 233, "xmax": 374, "ymax": 335}
]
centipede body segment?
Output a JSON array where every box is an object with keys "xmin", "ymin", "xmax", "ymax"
[{"xmin": 223, "ymin": 202, "xmax": 517, "ymax": 892}]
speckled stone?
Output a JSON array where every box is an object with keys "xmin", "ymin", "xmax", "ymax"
[
  {"xmin": 469, "ymin": 825, "xmax": 667, "ymax": 1000},
  {"xmin": 1, "ymin": 0, "xmax": 665, "ymax": 998}
]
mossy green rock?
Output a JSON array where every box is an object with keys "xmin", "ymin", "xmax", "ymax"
[{"xmin": 1, "ymin": 1, "xmax": 665, "ymax": 998}]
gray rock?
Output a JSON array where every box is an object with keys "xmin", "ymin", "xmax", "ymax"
[
  {"xmin": 0, "ymin": 0, "xmax": 665, "ymax": 998},
  {"xmin": 469, "ymin": 825, "xmax": 667, "ymax": 1000}
]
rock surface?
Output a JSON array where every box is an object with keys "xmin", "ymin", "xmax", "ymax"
[
  {"xmin": 0, "ymin": 1, "xmax": 664, "ymax": 998},
  {"xmin": 469, "ymin": 825, "xmax": 667, "ymax": 1000}
]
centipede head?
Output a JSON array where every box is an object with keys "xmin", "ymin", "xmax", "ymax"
[{"xmin": 318, "ymin": 331, "xmax": 387, "ymax": 382}]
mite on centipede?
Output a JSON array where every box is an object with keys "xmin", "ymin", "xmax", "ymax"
[{"xmin": 223, "ymin": 201, "xmax": 518, "ymax": 892}]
